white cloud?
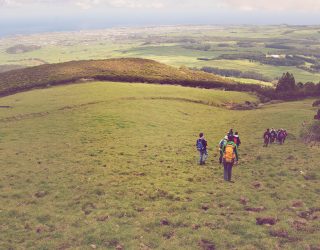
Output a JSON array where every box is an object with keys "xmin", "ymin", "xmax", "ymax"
[
  {"xmin": 1, "ymin": 0, "xmax": 320, "ymax": 12},
  {"xmin": 218, "ymin": 0, "xmax": 320, "ymax": 12},
  {"xmin": 0, "ymin": 0, "xmax": 166, "ymax": 9}
]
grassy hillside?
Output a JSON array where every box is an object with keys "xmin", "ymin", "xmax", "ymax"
[
  {"xmin": 0, "ymin": 82, "xmax": 319, "ymax": 249},
  {"xmin": 1, "ymin": 25, "xmax": 320, "ymax": 83},
  {"xmin": 0, "ymin": 58, "xmax": 232, "ymax": 97}
]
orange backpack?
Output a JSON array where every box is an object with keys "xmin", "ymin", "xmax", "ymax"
[{"xmin": 224, "ymin": 144, "xmax": 235, "ymax": 163}]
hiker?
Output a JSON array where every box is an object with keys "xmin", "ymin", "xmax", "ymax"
[
  {"xmin": 221, "ymin": 135, "xmax": 239, "ymax": 182},
  {"xmin": 263, "ymin": 129, "xmax": 271, "ymax": 147},
  {"xmin": 278, "ymin": 129, "xmax": 285, "ymax": 145},
  {"xmin": 228, "ymin": 128, "xmax": 234, "ymax": 137},
  {"xmin": 219, "ymin": 135, "xmax": 228, "ymax": 164},
  {"xmin": 196, "ymin": 132, "xmax": 208, "ymax": 165},
  {"xmin": 233, "ymin": 131, "xmax": 241, "ymax": 147},
  {"xmin": 270, "ymin": 128, "xmax": 277, "ymax": 144}
]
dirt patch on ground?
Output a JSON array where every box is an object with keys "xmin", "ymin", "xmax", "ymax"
[
  {"xmin": 199, "ymin": 239, "xmax": 215, "ymax": 250},
  {"xmin": 256, "ymin": 217, "xmax": 277, "ymax": 225},
  {"xmin": 245, "ymin": 206, "xmax": 266, "ymax": 212}
]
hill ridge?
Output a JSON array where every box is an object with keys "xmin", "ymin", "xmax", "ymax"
[{"xmin": 0, "ymin": 58, "xmax": 233, "ymax": 97}]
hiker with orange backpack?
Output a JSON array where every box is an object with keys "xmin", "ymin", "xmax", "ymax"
[
  {"xmin": 218, "ymin": 135, "xmax": 228, "ymax": 164},
  {"xmin": 221, "ymin": 135, "xmax": 239, "ymax": 182}
]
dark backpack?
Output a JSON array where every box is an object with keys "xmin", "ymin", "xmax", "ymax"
[{"xmin": 196, "ymin": 139, "xmax": 204, "ymax": 151}]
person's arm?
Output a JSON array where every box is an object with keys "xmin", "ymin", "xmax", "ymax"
[{"xmin": 221, "ymin": 143, "xmax": 226, "ymax": 154}]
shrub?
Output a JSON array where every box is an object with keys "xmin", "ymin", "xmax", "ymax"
[
  {"xmin": 312, "ymin": 100, "xmax": 320, "ymax": 107},
  {"xmin": 300, "ymin": 121, "xmax": 320, "ymax": 143}
]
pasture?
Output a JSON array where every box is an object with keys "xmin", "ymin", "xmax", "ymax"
[
  {"xmin": 1, "ymin": 25, "xmax": 320, "ymax": 84},
  {"xmin": 0, "ymin": 82, "xmax": 319, "ymax": 249}
]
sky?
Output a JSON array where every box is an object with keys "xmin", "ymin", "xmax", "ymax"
[{"xmin": 0, "ymin": 0, "xmax": 320, "ymax": 36}]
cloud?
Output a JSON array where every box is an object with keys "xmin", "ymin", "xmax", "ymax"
[
  {"xmin": 1, "ymin": 0, "xmax": 320, "ymax": 12},
  {"xmin": 218, "ymin": 0, "xmax": 320, "ymax": 12},
  {"xmin": 0, "ymin": 0, "xmax": 166, "ymax": 9}
]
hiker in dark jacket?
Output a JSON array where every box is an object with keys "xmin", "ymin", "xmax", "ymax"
[
  {"xmin": 228, "ymin": 128, "xmax": 234, "ymax": 138},
  {"xmin": 221, "ymin": 135, "xmax": 239, "ymax": 182},
  {"xmin": 270, "ymin": 128, "xmax": 277, "ymax": 143},
  {"xmin": 196, "ymin": 133, "xmax": 208, "ymax": 165},
  {"xmin": 278, "ymin": 129, "xmax": 285, "ymax": 145},
  {"xmin": 263, "ymin": 129, "xmax": 271, "ymax": 147},
  {"xmin": 233, "ymin": 131, "xmax": 241, "ymax": 147}
]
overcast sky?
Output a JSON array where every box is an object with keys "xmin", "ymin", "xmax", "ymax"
[{"xmin": 1, "ymin": 0, "xmax": 320, "ymax": 36}]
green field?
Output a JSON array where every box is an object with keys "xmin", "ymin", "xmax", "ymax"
[
  {"xmin": 1, "ymin": 25, "xmax": 320, "ymax": 84},
  {"xmin": 0, "ymin": 81, "xmax": 319, "ymax": 249}
]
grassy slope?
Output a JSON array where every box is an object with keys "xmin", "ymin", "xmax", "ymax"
[
  {"xmin": 0, "ymin": 82, "xmax": 319, "ymax": 249},
  {"xmin": 0, "ymin": 58, "xmax": 232, "ymax": 96}
]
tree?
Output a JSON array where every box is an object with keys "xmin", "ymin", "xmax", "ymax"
[
  {"xmin": 304, "ymin": 82, "xmax": 316, "ymax": 92},
  {"xmin": 297, "ymin": 82, "xmax": 304, "ymax": 89},
  {"xmin": 276, "ymin": 72, "xmax": 296, "ymax": 92}
]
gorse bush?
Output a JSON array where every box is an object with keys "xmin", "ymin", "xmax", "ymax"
[{"xmin": 300, "ymin": 121, "xmax": 320, "ymax": 143}]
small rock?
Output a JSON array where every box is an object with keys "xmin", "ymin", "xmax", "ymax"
[{"xmin": 90, "ymin": 244, "xmax": 97, "ymax": 249}]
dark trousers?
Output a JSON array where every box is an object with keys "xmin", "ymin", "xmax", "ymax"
[{"xmin": 223, "ymin": 162, "xmax": 233, "ymax": 181}]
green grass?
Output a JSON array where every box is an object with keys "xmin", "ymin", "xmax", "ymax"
[
  {"xmin": 224, "ymin": 76, "xmax": 274, "ymax": 86},
  {"xmin": 1, "ymin": 25, "xmax": 320, "ymax": 83},
  {"xmin": 0, "ymin": 81, "xmax": 319, "ymax": 249},
  {"xmin": 196, "ymin": 59, "xmax": 320, "ymax": 83}
]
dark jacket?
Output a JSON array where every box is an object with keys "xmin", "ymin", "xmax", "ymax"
[{"xmin": 196, "ymin": 138, "xmax": 207, "ymax": 151}]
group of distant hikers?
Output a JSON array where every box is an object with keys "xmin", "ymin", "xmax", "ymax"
[
  {"xmin": 196, "ymin": 129, "xmax": 240, "ymax": 182},
  {"xmin": 263, "ymin": 128, "xmax": 288, "ymax": 147},
  {"xmin": 196, "ymin": 127, "xmax": 288, "ymax": 182}
]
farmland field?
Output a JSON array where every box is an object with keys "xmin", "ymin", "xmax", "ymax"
[
  {"xmin": 0, "ymin": 81, "xmax": 319, "ymax": 249},
  {"xmin": 1, "ymin": 25, "xmax": 320, "ymax": 84}
]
